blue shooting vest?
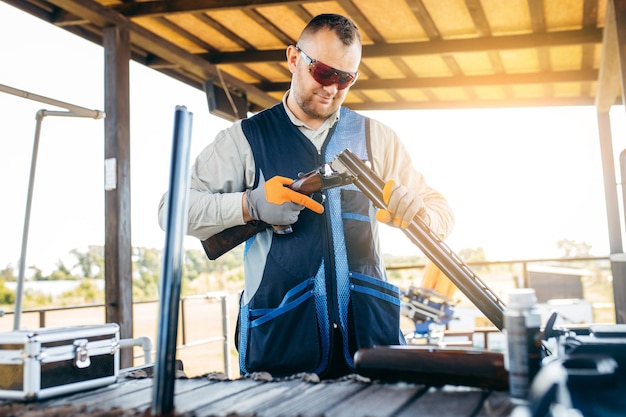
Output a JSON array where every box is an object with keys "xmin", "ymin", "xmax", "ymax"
[{"xmin": 237, "ymin": 104, "xmax": 403, "ymax": 376}]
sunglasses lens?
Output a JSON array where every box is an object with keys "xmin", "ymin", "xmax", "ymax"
[{"xmin": 311, "ymin": 62, "xmax": 355, "ymax": 90}]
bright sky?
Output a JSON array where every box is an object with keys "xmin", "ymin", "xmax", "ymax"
[{"xmin": 1, "ymin": 3, "xmax": 623, "ymax": 274}]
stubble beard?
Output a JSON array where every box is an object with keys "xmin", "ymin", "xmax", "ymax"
[{"xmin": 295, "ymin": 89, "xmax": 339, "ymax": 121}]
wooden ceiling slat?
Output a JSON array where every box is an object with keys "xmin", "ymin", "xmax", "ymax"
[
  {"xmin": 193, "ymin": 12, "xmax": 254, "ymax": 50},
  {"xmin": 584, "ymin": 0, "xmax": 600, "ymax": 27},
  {"xmin": 241, "ymin": 8, "xmax": 295, "ymax": 46},
  {"xmin": 528, "ymin": 0, "xmax": 546, "ymax": 32},
  {"xmin": 157, "ymin": 16, "xmax": 214, "ymax": 52},
  {"xmin": 338, "ymin": 0, "xmax": 385, "ymax": 43},
  {"xmin": 407, "ymin": 0, "xmax": 441, "ymax": 39},
  {"xmin": 464, "ymin": 0, "xmax": 492, "ymax": 36}
]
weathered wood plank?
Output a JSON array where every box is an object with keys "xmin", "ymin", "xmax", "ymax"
[
  {"xmin": 0, "ymin": 375, "xmax": 515, "ymax": 417},
  {"xmin": 395, "ymin": 386, "xmax": 488, "ymax": 417},
  {"xmin": 43, "ymin": 378, "xmax": 153, "ymax": 408},
  {"xmin": 324, "ymin": 382, "xmax": 428, "ymax": 417},
  {"xmin": 264, "ymin": 379, "xmax": 370, "ymax": 417},
  {"xmin": 174, "ymin": 378, "xmax": 262, "ymax": 413},
  {"xmin": 255, "ymin": 380, "xmax": 368, "ymax": 417},
  {"xmin": 190, "ymin": 379, "xmax": 304, "ymax": 416}
]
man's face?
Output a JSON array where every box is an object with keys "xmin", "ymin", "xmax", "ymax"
[{"xmin": 288, "ymin": 29, "xmax": 361, "ymax": 123}]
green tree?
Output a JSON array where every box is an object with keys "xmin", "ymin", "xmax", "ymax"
[
  {"xmin": 133, "ymin": 247, "xmax": 161, "ymax": 300},
  {"xmin": 59, "ymin": 279, "xmax": 103, "ymax": 305},
  {"xmin": 48, "ymin": 260, "xmax": 78, "ymax": 280},
  {"xmin": 29, "ymin": 265, "xmax": 44, "ymax": 280},
  {"xmin": 184, "ymin": 249, "xmax": 212, "ymax": 282},
  {"xmin": 70, "ymin": 245, "xmax": 104, "ymax": 279},
  {"xmin": 0, "ymin": 278, "xmax": 15, "ymax": 305}
]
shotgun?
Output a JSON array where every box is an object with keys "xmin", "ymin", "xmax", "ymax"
[
  {"xmin": 200, "ymin": 164, "xmax": 354, "ymax": 260},
  {"xmin": 202, "ymin": 149, "xmax": 506, "ymax": 330},
  {"xmin": 332, "ymin": 148, "xmax": 506, "ymax": 330}
]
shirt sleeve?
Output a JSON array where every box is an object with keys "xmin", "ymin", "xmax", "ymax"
[
  {"xmin": 157, "ymin": 121, "xmax": 256, "ymax": 240},
  {"xmin": 368, "ymin": 118, "xmax": 455, "ymax": 239}
]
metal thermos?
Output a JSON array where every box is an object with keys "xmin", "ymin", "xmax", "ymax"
[{"xmin": 504, "ymin": 288, "xmax": 542, "ymax": 403}]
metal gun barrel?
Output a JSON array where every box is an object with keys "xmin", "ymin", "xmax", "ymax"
[{"xmin": 335, "ymin": 148, "xmax": 505, "ymax": 330}]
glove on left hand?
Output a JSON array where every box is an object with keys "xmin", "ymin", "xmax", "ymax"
[{"xmin": 375, "ymin": 180, "xmax": 425, "ymax": 229}]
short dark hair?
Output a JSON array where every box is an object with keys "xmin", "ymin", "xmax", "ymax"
[{"xmin": 300, "ymin": 14, "xmax": 361, "ymax": 46}]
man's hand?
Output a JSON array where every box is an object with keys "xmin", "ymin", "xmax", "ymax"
[
  {"xmin": 375, "ymin": 180, "xmax": 424, "ymax": 229},
  {"xmin": 246, "ymin": 175, "xmax": 324, "ymax": 225}
]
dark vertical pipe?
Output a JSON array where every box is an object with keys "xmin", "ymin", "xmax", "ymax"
[{"xmin": 151, "ymin": 106, "xmax": 193, "ymax": 416}]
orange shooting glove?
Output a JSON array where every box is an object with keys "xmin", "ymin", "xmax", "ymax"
[
  {"xmin": 375, "ymin": 180, "xmax": 425, "ymax": 229},
  {"xmin": 246, "ymin": 175, "xmax": 324, "ymax": 225}
]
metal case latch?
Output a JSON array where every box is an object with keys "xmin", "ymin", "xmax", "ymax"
[{"xmin": 73, "ymin": 339, "xmax": 91, "ymax": 368}]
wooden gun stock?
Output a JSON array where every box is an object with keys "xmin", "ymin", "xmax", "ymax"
[
  {"xmin": 354, "ymin": 345, "xmax": 509, "ymax": 390},
  {"xmin": 200, "ymin": 170, "xmax": 324, "ymax": 260}
]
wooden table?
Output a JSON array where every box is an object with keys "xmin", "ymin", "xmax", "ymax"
[{"xmin": 0, "ymin": 371, "xmax": 517, "ymax": 417}]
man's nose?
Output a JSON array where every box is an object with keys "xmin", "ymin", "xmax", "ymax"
[{"xmin": 323, "ymin": 83, "xmax": 340, "ymax": 94}]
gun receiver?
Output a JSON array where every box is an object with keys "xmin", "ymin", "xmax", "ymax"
[{"xmin": 200, "ymin": 165, "xmax": 353, "ymax": 260}]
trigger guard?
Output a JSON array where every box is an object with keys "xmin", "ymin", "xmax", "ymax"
[{"xmin": 311, "ymin": 192, "xmax": 325, "ymax": 205}]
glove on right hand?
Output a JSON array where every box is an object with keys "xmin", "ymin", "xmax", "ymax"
[
  {"xmin": 246, "ymin": 175, "xmax": 324, "ymax": 225},
  {"xmin": 375, "ymin": 180, "xmax": 424, "ymax": 229}
]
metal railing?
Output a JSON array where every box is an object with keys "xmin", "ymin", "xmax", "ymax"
[
  {"xmin": 0, "ymin": 291, "xmax": 231, "ymax": 378},
  {"xmin": 0, "ymin": 256, "xmax": 613, "ymax": 375}
]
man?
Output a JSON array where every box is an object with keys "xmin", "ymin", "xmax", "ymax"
[{"xmin": 159, "ymin": 13, "xmax": 454, "ymax": 379}]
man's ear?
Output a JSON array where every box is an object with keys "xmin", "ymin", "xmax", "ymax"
[{"xmin": 286, "ymin": 45, "xmax": 299, "ymax": 74}]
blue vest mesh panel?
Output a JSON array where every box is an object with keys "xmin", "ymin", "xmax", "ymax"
[{"xmin": 323, "ymin": 107, "xmax": 370, "ymax": 368}]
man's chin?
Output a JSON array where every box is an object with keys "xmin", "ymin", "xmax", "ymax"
[{"xmin": 310, "ymin": 102, "xmax": 339, "ymax": 119}]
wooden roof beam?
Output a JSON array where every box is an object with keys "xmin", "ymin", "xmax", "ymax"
[
  {"xmin": 199, "ymin": 29, "xmax": 603, "ymax": 64},
  {"xmin": 348, "ymin": 97, "xmax": 597, "ymax": 111},
  {"xmin": 262, "ymin": 69, "xmax": 599, "ymax": 91}
]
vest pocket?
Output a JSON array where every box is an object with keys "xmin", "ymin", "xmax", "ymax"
[
  {"xmin": 348, "ymin": 272, "xmax": 402, "ymax": 354},
  {"xmin": 243, "ymin": 278, "xmax": 322, "ymax": 375}
]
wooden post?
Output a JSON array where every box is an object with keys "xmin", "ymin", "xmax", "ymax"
[{"xmin": 103, "ymin": 25, "xmax": 134, "ymax": 367}]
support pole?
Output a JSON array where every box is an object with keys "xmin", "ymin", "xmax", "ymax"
[
  {"xmin": 151, "ymin": 106, "xmax": 193, "ymax": 417},
  {"xmin": 103, "ymin": 25, "xmax": 134, "ymax": 366}
]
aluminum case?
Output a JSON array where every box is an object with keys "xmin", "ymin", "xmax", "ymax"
[{"xmin": 0, "ymin": 323, "xmax": 120, "ymax": 400}]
